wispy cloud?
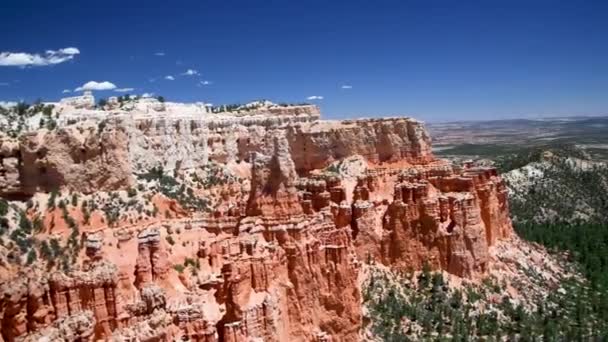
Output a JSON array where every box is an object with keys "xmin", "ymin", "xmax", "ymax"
[
  {"xmin": 0, "ymin": 82, "xmax": 8, "ymax": 86},
  {"xmin": 154, "ymin": 52, "xmax": 165, "ymax": 56},
  {"xmin": 306, "ymin": 95, "xmax": 324, "ymax": 100},
  {"xmin": 0, "ymin": 47, "xmax": 80, "ymax": 67},
  {"xmin": 164, "ymin": 75, "xmax": 175, "ymax": 81},
  {"xmin": 75, "ymin": 81, "xmax": 117, "ymax": 92},
  {"xmin": 114, "ymin": 88, "xmax": 134, "ymax": 92},
  {"xmin": 341, "ymin": 85, "xmax": 353, "ymax": 89},
  {"xmin": 200, "ymin": 80, "xmax": 211, "ymax": 85},
  {"xmin": 62, "ymin": 89, "xmax": 71, "ymax": 93},
  {"xmin": 182, "ymin": 69, "xmax": 199, "ymax": 76}
]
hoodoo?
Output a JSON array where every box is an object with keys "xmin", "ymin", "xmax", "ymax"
[{"xmin": 0, "ymin": 99, "xmax": 512, "ymax": 341}]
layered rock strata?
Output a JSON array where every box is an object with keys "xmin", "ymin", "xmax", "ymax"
[
  {"xmin": 0, "ymin": 107, "xmax": 432, "ymax": 196},
  {"xmin": 0, "ymin": 106, "xmax": 513, "ymax": 341},
  {"xmin": 0, "ymin": 122, "xmax": 133, "ymax": 197}
]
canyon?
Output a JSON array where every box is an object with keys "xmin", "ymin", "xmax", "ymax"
[{"xmin": 0, "ymin": 100, "xmax": 514, "ymax": 341}]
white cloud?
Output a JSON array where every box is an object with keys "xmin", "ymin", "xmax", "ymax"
[
  {"xmin": 0, "ymin": 101, "xmax": 17, "ymax": 108},
  {"xmin": 164, "ymin": 75, "xmax": 175, "ymax": 81},
  {"xmin": 341, "ymin": 85, "xmax": 353, "ymax": 89},
  {"xmin": 0, "ymin": 47, "xmax": 80, "ymax": 67},
  {"xmin": 141, "ymin": 93, "xmax": 155, "ymax": 98},
  {"xmin": 182, "ymin": 69, "xmax": 199, "ymax": 76},
  {"xmin": 154, "ymin": 52, "xmax": 165, "ymax": 56},
  {"xmin": 58, "ymin": 47, "xmax": 80, "ymax": 55},
  {"xmin": 306, "ymin": 95, "xmax": 324, "ymax": 100},
  {"xmin": 62, "ymin": 89, "xmax": 71, "ymax": 93},
  {"xmin": 114, "ymin": 88, "xmax": 134, "ymax": 92},
  {"xmin": 75, "ymin": 81, "xmax": 117, "ymax": 92},
  {"xmin": 200, "ymin": 80, "xmax": 211, "ymax": 85}
]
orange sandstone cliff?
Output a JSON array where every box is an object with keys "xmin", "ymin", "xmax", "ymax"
[{"xmin": 0, "ymin": 106, "xmax": 512, "ymax": 341}]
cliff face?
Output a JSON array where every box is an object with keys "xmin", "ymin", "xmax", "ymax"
[
  {"xmin": 0, "ymin": 261, "xmax": 119, "ymax": 342},
  {"xmin": 372, "ymin": 166, "xmax": 511, "ymax": 277},
  {"xmin": 0, "ymin": 135, "xmax": 21, "ymax": 198},
  {"xmin": 0, "ymin": 107, "xmax": 513, "ymax": 341},
  {"xmin": 0, "ymin": 108, "xmax": 432, "ymax": 195},
  {"xmin": 0, "ymin": 122, "xmax": 133, "ymax": 197},
  {"xmin": 127, "ymin": 105, "xmax": 321, "ymax": 173},
  {"xmin": 286, "ymin": 118, "xmax": 434, "ymax": 173}
]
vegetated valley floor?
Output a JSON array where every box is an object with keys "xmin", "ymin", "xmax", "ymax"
[{"xmin": 362, "ymin": 116, "xmax": 608, "ymax": 341}]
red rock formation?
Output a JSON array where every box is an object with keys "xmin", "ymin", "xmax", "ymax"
[
  {"xmin": 0, "ymin": 110, "xmax": 515, "ymax": 341},
  {"xmin": 168, "ymin": 296, "xmax": 219, "ymax": 342},
  {"xmin": 0, "ymin": 261, "xmax": 122, "ymax": 342},
  {"xmin": 282, "ymin": 226, "xmax": 361, "ymax": 341},
  {"xmin": 350, "ymin": 164, "xmax": 513, "ymax": 278},
  {"xmin": 286, "ymin": 118, "xmax": 434, "ymax": 173},
  {"xmin": 134, "ymin": 228, "xmax": 169, "ymax": 288},
  {"xmin": 17, "ymin": 311, "xmax": 96, "ymax": 342},
  {"xmin": 0, "ymin": 269, "xmax": 52, "ymax": 341},
  {"xmin": 47, "ymin": 261, "xmax": 123, "ymax": 339}
]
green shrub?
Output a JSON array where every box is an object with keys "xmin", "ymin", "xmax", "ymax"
[
  {"xmin": 127, "ymin": 187, "xmax": 137, "ymax": 197},
  {"xmin": 32, "ymin": 216, "xmax": 43, "ymax": 232},
  {"xmin": 184, "ymin": 257, "xmax": 200, "ymax": 269},
  {"xmin": 165, "ymin": 235, "xmax": 175, "ymax": 245},
  {"xmin": 98, "ymin": 119, "xmax": 107, "ymax": 132},
  {"xmin": 50, "ymin": 238, "xmax": 62, "ymax": 256},
  {"xmin": 173, "ymin": 263, "xmax": 184, "ymax": 273},
  {"xmin": 0, "ymin": 199, "xmax": 8, "ymax": 217},
  {"xmin": 26, "ymin": 249, "xmax": 37, "ymax": 265},
  {"xmin": 18, "ymin": 212, "xmax": 32, "ymax": 234},
  {"xmin": 39, "ymin": 240, "xmax": 53, "ymax": 261}
]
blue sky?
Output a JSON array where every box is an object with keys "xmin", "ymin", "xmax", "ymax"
[{"xmin": 1, "ymin": 0, "xmax": 607, "ymax": 122}]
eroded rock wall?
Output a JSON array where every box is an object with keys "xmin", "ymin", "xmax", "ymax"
[
  {"xmin": 0, "ymin": 261, "xmax": 122, "ymax": 342},
  {"xmin": 0, "ymin": 108, "xmax": 435, "ymax": 196},
  {"xmin": 0, "ymin": 106, "xmax": 514, "ymax": 341},
  {"xmin": 287, "ymin": 117, "xmax": 434, "ymax": 173},
  {"xmin": 0, "ymin": 122, "xmax": 133, "ymax": 197}
]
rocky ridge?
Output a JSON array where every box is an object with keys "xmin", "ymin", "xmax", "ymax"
[
  {"xmin": 0, "ymin": 104, "xmax": 514, "ymax": 341},
  {"xmin": 502, "ymin": 149, "xmax": 608, "ymax": 224}
]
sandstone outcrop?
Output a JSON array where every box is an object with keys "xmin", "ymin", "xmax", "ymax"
[
  {"xmin": 16, "ymin": 311, "xmax": 96, "ymax": 342},
  {"xmin": 286, "ymin": 117, "xmax": 434, "ymax": 173},
  {"xmin": 0, "ymin": 103, "xmax": 514, "ymax": 341},
  {"xmin": 246, "ymin": 133, "xmax": 302, "ymax": 217},
  {"xmin": 0, "ymin": 108, "xmax": 435, "ymax": 196},
  {"xmin": 0, "ymin": 261, "xmax": 121, "ymax": 341},
  {"xmin": 134, "ymin": 228, "xmax": 169, "ymax": 288},
  {"xmin": 0, "ymin": 134, "xmax": 22, "ymax": 199},
  {"xmin": 378, "ymin": 166, "xmax": 511, "ymax": 277},
  {"xmin": 1, "ymin": 122, "xmax": 133, "ymax": 197}
]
